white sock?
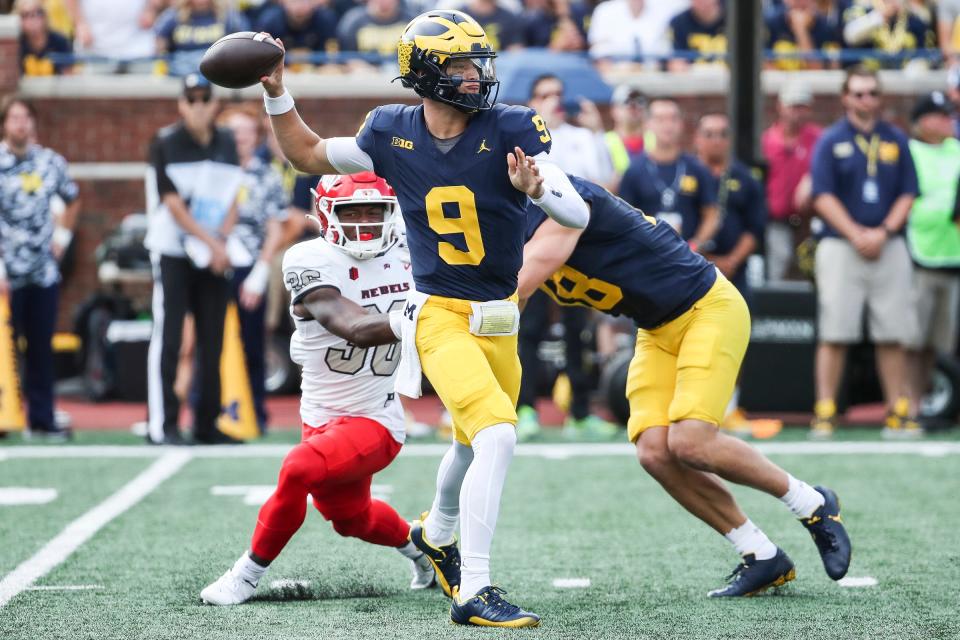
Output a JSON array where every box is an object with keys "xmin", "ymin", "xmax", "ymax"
[
  {"xmin": 779, "ymin": 474, "xmax": 825, "ymax": 519},
  {"xmin": 724, "ymin": 519, "xmax": 777, "ymax": 561},
  {"xmin": 458, "ymin": 423, "xmax": 516, "ymax": 599},
  {"xmin": 396, "ymin": 541, "xmax": 422, "ymax": 560},
  {"xmin": 424, "ymin": 441, "xmax": 473, "ymax": 545},
  {"xmin": 237, "ymin": 551, "xmax": 268, "ymax": 582}
]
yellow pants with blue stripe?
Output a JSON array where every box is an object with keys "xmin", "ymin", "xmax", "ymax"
[
  {"xmin": 415, "ymin": 295, "xmax": 520, "ymax": 446},
  {"xmin": 626, "ymin": 275, "xmax": 750, "ymax": 442}
]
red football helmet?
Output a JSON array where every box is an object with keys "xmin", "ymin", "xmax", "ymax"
[{"xmin": 312, "ymin": 172, "xmax": 400, "ymax": 259}]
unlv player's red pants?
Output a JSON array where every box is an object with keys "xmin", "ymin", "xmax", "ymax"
[{"xmin": 251, "ymin": 416, "xmax": 409, "ymax": 562}]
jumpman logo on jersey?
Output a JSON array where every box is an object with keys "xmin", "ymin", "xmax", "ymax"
[{"xmin": 477, "ymin": 139, "xmax": 493, "ymax": 154}]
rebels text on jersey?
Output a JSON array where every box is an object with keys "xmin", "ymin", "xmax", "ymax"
[
  {"xmin": 356, "ymin": 103, "xmax": 552, "ymax": 302},
  {"xmin": 525, "ymin": 175, "xmax": 716, "ymax": 329},
  {"xmin": 282, "ymin": 238, "xmax": 412, "ymax": 443}
]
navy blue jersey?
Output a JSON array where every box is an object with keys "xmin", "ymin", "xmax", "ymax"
[
  {"xmin": 619, "ymin": 152, "xmax": 717, "ymax": 241},
  {"xmin": 357, "ymin": 103, "xmax": 552, "ymax": 300},
  {"xmin": 526, "ymin": 176, "xmax": 716, "ymax": 329},
  {"xmin": 711, "ymin": 161, "xmax": 766, "ymax": 257},
  {"xmin": 669, "ymin": 9, "xmax": 726, "ymax": 61},
  {"xmin": 810, "ymin": 118, "xmax": 918, "ymax": 238},
  {"xmin": 764, "ymin": 9, "xmax": 839, "ymax": 53}
]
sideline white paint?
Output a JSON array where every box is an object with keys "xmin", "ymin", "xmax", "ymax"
[
  {"xmin": 2, "ymin": 441, "xmax": 960, "ymax": 460},
  {"xmin": 211, "ymin": 483, "xmax": 394, "ymax": 506},
  {"xmin": 26, "ymin": 584, "xmax": 102, "ymax": 591},
  {"xmin": 0, "ymin": 451, "xmax": 191, "ymax": 608},
  {"xmin": 553, "ymin": 578, "xmax": 591, "ymax": 588},
  {"xmin": 0, "ymin": 488, "xmax": 57, "ymax": 505},
  {"xmin": 211, "ymin": 485, "xmax": 275, "ymax": 506},
  {"xmin": 838, "ymin": 576, "xmax": 878, "ymax": 588}
]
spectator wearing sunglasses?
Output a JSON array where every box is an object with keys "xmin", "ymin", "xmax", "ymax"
[
  {"xmin": 144, "ymin": 74, "xmax": 244, "ymax": 445},
  {"xmin": 16, "ymin": 0, "xmax": 73, "ymax": 76},
  {"xmin": 808, "ymin": 65, "xmax": 919, "ymax": 439},
  {"xmin": 694, "ymin": 112, "xmax": 766, "ymax": 301}
]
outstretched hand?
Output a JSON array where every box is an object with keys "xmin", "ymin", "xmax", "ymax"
[
  {"xmin": 507, "ymin": 147, "xmax": 544, "ymax": 199},
  {"xmin": 259, "ymin": 36, "xmax": 286, "ymax": 97}
]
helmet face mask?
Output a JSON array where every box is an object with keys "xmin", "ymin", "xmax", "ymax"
[
  {"xmin": 397, "ymin": 10, "xmax": 500, "ymax": 113},
  {"xmin": 313, "ymin": 173, "xmax": 400, "ymax": 260}
]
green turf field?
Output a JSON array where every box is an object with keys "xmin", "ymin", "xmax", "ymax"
[{"xmin": 1, "ymin": 434, "xmax": 959, "ymax": 640}]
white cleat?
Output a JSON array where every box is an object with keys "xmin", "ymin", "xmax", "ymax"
[
  {"xmin": 409, "ymin": 552, "xmax": 437, "ymax": 590},
  {"xmin": 201, "ymin": 555, "xmax": 262, "ymax": 605}
]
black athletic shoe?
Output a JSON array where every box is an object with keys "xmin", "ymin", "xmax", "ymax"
[
  {"xmin": 450, "ymin": 586, "xmax": 540, "ymax": 627},
  {"xmin": 708, "ymin": 549, "xmax": 796, "ymax": 597},
  {"xmin": 147, "ymin": 432, "xmax": 191, "ymax": 446},
  {"xmin": 801, "ymin": 486, "xmax": 852, "ymax": 580},
  {"xmin": 409, "ymin": 512, "xmax": 460, "ymax": 598}
]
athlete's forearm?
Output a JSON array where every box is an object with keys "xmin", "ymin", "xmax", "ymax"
[
  {"xmin": 518, "ymin": 219, "xmax": 583, "ymax": 300},
  {"xmin": 266, "ymin": 99, "xmax": 339, "ymax": 175},
  {"xmin": 300, "ymin": 289, "xmax": 397, "ymax": 348}
]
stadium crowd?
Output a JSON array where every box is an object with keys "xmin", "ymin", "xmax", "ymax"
[{"xmin": 2, "ymin": 0, "xmax": 957, "ymax": 76}]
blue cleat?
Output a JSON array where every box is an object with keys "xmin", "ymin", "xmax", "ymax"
[
  {"xmin": 450, "ymin": 586, "xmax": 540, "ymax": 627},
  {"xmin": 708, "ymin": 548, "xmax": 796, "ymax": 597},
  {"xmin": 409, "ymin": 513, "xmax": 460, "ymax": 598},
  {"xmin": 801, "ymin": 485, "xmax": 852, "ymax": 580}
]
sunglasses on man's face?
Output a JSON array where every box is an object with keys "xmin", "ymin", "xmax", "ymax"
[
  {"xmin": 533, "ymin": 90, "xmax": 563, "ymax": 101},
  {"xmin": 185, "ymin": 93, "xmax": 213, "ymax": 105},
  {"xmin": 20, "ymin": 9, "xmax": 45, "ymax": 18},
  {"xmin": 701, "ymin": 129, "xmax": 730, "ymax": 139},
  {"xmin": 850, "ymin": 89, "xmax": 880, "ymax": 99}
]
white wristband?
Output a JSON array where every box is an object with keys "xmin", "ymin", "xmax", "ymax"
[
  {"xmin": 52, "ymin": 226, "xmax": 73, "ymax": 250},
  {"xmin": 388, "ymin": 309, "xmax": 403, "ymax": 341},
  {"xmin": 263, "ymin": 89, "xmax": 295, "ymax": 116},
  {"xmin": 242, "ymin": 260, "xmax": 271, "ymax": 296}
]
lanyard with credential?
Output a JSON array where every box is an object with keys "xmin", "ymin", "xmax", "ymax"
[
  {"xmin": 644, "ymin": 157, "xmax": 686, "ymax": 209},
  {"xmin": 854, "ymin": 133, "xmax": 881, "ymax": 203},
  {"xmin": 854, "ymin": 134, "xmax": 880, "ymax": 177}
]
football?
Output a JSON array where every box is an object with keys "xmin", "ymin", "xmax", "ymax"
[{"xmin": 199, "ymin": 31, "xmax": 283, "ymax": 89}]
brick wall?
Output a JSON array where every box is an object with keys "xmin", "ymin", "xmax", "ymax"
[
  {"xmin": 0, "ymin": 14, "xmax": 18, "ymax": 94},
  {"xmin": 0, "ymin": 39, "xmax": 18, "ymax": 94}
]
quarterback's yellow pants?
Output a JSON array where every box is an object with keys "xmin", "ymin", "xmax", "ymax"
[
  {"xmin": 415, "ymin": 295, "xmax": 520, "ymax": 446},
  {"xmin": 626, "ymin": 275, "xmax": 750, "ymax": 442}
]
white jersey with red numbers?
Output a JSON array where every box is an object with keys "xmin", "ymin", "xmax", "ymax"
[{"xmin": 282, "ymin": 237, "xmax": 412, "ymax": 444}]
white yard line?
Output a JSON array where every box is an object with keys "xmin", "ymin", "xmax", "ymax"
[
  {"xmin": 26, "ymin": 584, "xmax": 102, "ymax": 591},
  {"xmin": 0, "ymin": 451, "xmax": 191, "ymax": 608},
  {"xmin": 838, "ymin": 576, "xmax": 878, "ymax": 587},
  {"xmin": 553, "ymin": 578, "xmax": 591, "ymax": 588},
  {"xmin": 2, "ymin": 441, "xmax": 960, "ymax": 459},
  {"xmin": 0, "ymin": 488, "xmax": 58, "ymax": 505}
]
